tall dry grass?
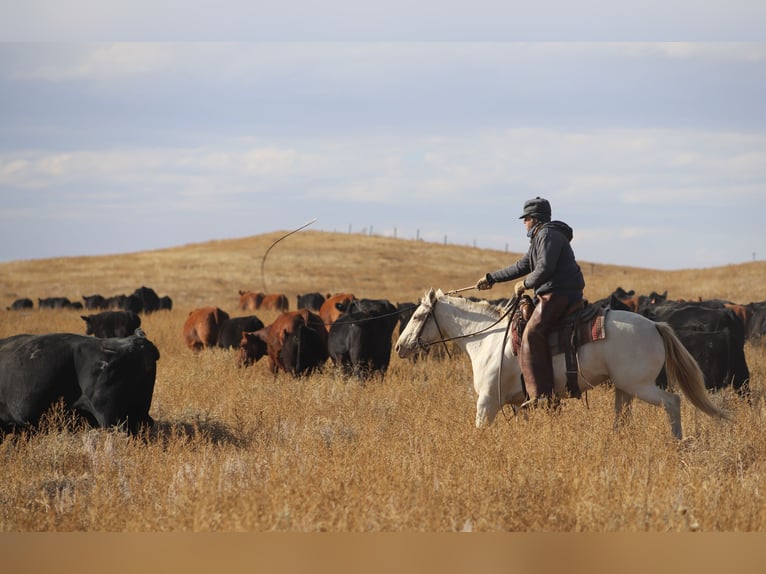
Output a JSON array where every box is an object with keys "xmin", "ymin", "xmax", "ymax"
[{"xmin": 0, "ymin": 231, "xmax": 764, "ymax": 531}]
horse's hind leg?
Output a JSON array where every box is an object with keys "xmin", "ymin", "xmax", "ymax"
[
  {"xmin": 613, "ymin": 388, "xmax": 634, "ymax": 430},
  {"xmin": 625, "ymin": 383, "xmax": 682, "ymax": 439}
]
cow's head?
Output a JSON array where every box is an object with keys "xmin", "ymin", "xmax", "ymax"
[
  {"xmin": 81, "ymin": 315, "xmax": 94, "ymax": 335},
  {"xmin": 238, "ymin": 329, "xmax": 268, "ymax": 367}
]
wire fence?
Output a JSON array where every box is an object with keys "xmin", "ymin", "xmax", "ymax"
[{"xmin": 330, "ymin": 224, "xmax": 513, "ymax": 253}]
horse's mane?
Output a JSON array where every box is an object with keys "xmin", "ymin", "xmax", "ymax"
[{"xmin": 435, "ymin": 289, "xmax": 505, "ymax": 319}]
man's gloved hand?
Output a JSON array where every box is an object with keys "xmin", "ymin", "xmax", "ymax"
[
  {"xmin": 476, "ymin": 276, "xmax": 493, "ymax": 291},
  {"xmin": 514, "ymin": 281, "xmax": 527, "ymax": 296}
]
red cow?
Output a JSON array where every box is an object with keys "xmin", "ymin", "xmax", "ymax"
[
  {"xmin": 183, "ymin": 306, "xmax": 230, "ymax": 351},
  {"xmin": 260, "ymin": 293, "xmax": 289, "ymax": 311},
  {"xmin": 238, "ymin": 309, "xmax": 327, "ymax": 374},
  {"xmin": 319, "ymin": 293, "xmax": 355, "ymax": 326},
  {"xmin": 238, "ymin": 290, "xmax": 289, "ymax": 311},
  {"xmin": 238, "ymin": 290, "xmax": 261, "ymax": 310}
]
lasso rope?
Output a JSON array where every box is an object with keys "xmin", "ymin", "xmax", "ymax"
[{"xmin": 260, "ymin": 218, "xmax": 317, "ymax": 292}]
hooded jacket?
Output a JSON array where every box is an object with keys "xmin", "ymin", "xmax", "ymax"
[{"xmin": 487, "ymin": 220, "xmax": 585, "ymax": 297}]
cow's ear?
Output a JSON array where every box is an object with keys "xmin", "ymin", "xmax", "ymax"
[
  {"xmin": 81, "ymin": 316, "xmax": 88, "ymax": 322},
  {"xmin": 254, "ymin": 328, "xmax": 269, "ymax": 342}
]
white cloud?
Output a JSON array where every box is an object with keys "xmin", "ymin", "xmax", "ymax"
[{"xmin": 3, "ymin": 126, "xmax": 765, "ymax": 206}]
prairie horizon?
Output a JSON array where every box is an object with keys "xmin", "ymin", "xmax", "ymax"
[{"xmin": 2, "ymin": 229, "xmax": 764, "ymax": 312}]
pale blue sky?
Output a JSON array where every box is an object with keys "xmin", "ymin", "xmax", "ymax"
[{"xmin": 1, "ymin": 3, "xmax": 764, "ymax": 269}]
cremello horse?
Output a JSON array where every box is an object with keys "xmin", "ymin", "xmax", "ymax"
[{"xmin": 395, "ymin": 288, "xmax": 730, "ymax": 439}]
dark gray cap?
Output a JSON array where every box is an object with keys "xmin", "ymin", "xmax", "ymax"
[{"xmin": 519, "ymin": 197, "xmax": 551, "ymax": 222}]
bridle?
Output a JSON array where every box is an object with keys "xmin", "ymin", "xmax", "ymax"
[{"xmin": 411, "ymin": 293, "xmax": 521, "ymax": 358}]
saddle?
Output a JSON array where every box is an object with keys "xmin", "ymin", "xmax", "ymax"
[{"xmin": 510, "ymin": 295, "xmax": 608, "ymax": 399}]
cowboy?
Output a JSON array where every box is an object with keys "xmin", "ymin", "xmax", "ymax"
[{"xmin": 475, "ymin": 197, "xmax": 585, "ymax": 408}]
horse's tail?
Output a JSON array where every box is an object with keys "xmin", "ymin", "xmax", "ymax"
[{"xmin": 656, "ymin": 322, "xmax": 731, "ymax": 420}]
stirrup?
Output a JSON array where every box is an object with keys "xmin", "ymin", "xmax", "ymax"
[
  {"xmin": 520, "ymin": 396, "xmax": 558, "ymax": 410},
  {"xmin": 520, "ymin": 397, "xmax": 542, "ymax": 410}
]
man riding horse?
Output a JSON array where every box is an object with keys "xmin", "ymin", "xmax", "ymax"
[{"xmin": 476, "ymin": 197, "xmax": 585, "ymax": 408}]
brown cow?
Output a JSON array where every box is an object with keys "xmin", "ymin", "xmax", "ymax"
[
  {"xmin": 319, "ymin": 293, "xmax": 355, "ymax": 326},
  {"xmin": 183, "ymin": 306, "xmax": 230, "ymax": 351},
  {"xmin": 238, "ymin": 290, "xmax": 289, "ymax": 311},
  {"xmin": 238, "ymin": 290, "xmax": 261, "ymax": 310},
  {"xmin": 238, "ymin": 309, "xmax": 327, "ymax": 374}
]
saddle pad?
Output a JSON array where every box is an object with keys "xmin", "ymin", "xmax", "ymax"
[{"xmin": 548, "ymin": 305, "xmax": 608, "ymax": 356}]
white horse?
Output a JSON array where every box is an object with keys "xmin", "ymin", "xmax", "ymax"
[{"xmin": 394, "ymin": 288, "xmax": 730, "ymax": 439}]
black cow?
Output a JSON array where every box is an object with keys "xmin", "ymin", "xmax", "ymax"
[
  {"xmin": 158, "ymin": 295, "xmax": 173, "ymax": 311},
  {"xmin": 82, "ymin": 294, "xmax": 108, "ymax": 310},
  {"xmin": 278, "ymin": 320, "xmax": 329, "ymax": 376},
  {"xmin": 642, "ymin": 301, "xmax": 749, "ymax": 394},
  {"xmin": 7, "ymin": 298, "xmax": 33, "ymax": 311},
  {"xmin": 745, "ymin": 301, "xmax": 766, "ymax": 341},
  {"xmin": 38, "ymin": 297, "xmax": 73, "ymax": 310},
  {"xmin": 328, "ymin": 298, "xmax": 399, "ymax": 381},
  {"xmin": 0, "ymin": 330, "xmax": 159, "ymax": 433},
  {"xmin": 133, "ymin": 286, "xmax": 160, "ymax": 314},
  {"xmin": 81, "ymin": 311, "xmax": 141, "ymax": 338},
  {"xmin": 607, "ymin": 294, "xmax": 749, "ymax": 394},
  {"xmin": 296, "ymin": 292, "xmax": 326, "ymax": 312},
  {"xmin": 217, "ymin": 315, "xmax": 265, "ymax": 349},
  {"xmin": 656, "ymin": 328, "xmax": 740, "ymax": 392}
]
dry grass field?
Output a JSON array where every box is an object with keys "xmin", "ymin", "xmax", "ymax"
[{"xmin": 1, "ymin": 230, "xmax": 765, "ymax": 532}]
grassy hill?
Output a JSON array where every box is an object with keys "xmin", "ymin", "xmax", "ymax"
[{"xmin": 2, "ymin": 229, "xmax": 763, "ymax": 312}]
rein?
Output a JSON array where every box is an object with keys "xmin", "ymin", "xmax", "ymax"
[
  {"xmin": 319, "ymin": 306, "xmax": 414, "ymax": 329},
  {"xmin": 497, "ymin": 295, "xmax": 521, "ymax": 421},
  {"xmin": 414, "ymin": 294, "xmax": 519, "ymax": 352}
]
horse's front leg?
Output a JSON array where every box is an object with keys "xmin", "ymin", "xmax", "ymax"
[
  {"xmin": 613, "ymin": 387, "xmax": 634, "ymax": 430},
  {"xmin": 475, "ymin": 393, "xmax": 500, "ymax": 428}
]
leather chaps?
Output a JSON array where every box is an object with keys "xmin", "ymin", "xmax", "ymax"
[{"xmin": 519, "ymin": 292, "xmax": 572, "ymax": 400}]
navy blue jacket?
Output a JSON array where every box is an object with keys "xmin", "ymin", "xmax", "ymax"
[{"xmin": 487, "ymin": 221, "xmax": 585, "ymax": 297}]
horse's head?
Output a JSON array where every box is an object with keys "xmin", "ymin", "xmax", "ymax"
[{"xmin": 394, "ymin": 288, "xmax": 441, "ymax": 358}]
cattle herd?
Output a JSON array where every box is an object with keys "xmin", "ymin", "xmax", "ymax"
[
  {"xmin": 7, "ymin": 286, "xmax": 173, "ymax": 313},
  {"xmin": 2, "ymin": 283, "xmax": 765, "ymax": 436},
  {"xmin": 183, "ymin": 291, "xmax": 404, "ymax": 380}
]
